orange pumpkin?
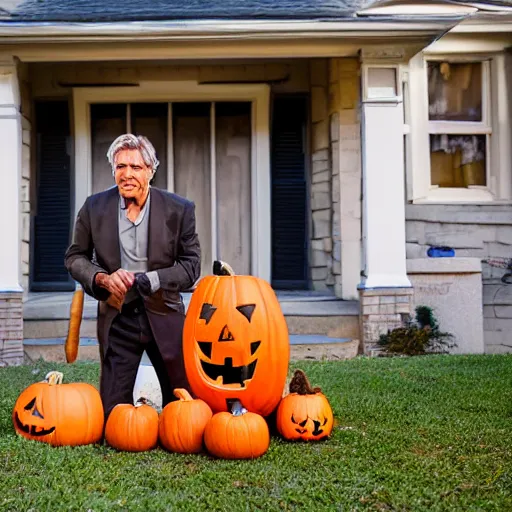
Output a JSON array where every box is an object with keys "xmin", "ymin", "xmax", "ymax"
[
  {"xmin": 204, "ymin": 400, "xmax": 270, "ymax": 459},
  {"xmin": 12, "ymin": 371, "xmax": 104, "ymax": 446},
  {"xmin": 183, "ymin": 260, "xmax": 289, "ymax": 416},
  {"xmin": 105, "ymin": 398, "xmax": 159, "ymax": 452},
  {"xmin": 159, "ymin": 388, "xmax": 212, "ymax": 454},
  {"xmin": 276, "ymin": 369, "xmax": 334, "ymax": 441}
]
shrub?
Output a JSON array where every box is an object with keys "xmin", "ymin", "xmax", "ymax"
[{"xmin": 377, "ymin": 306, "xmax": 456, "ymax": 356}]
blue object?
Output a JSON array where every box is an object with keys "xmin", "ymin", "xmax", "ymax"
[{"xmin": 427, "ymin": 246, "xmax": 455, "ymax": 258}]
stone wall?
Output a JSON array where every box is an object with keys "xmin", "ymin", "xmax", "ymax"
[
  {"xmin": 309, "ymin": 59, "xmax": 333, "ymax": 292},
  {"xmin": 18, "ymin": 62, "xmax": 32, "ymax": 294},
  {"xmin": 308, "ymin": 57, "xmax": 362, "ymax": 297},
  {"xmin": 329, "ymin": 58, "xmax": 362, "ymax": 300},
  {"xmin": 406, "ymin": 204, "xmax": 512, "ymax": 354}
]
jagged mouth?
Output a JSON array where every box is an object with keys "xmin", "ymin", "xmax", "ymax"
[
  {"xmin": 14, "ymin": 412, "xmax": 55, "ymax": 437},
  {"xmin": 200, "ymin": 358, "xmax": 257, "ymax": 387}
]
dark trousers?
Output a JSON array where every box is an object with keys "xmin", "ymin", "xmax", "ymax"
[{"xmin": 100, "ymin": 300, "xmax": 188, "ymax": 419}]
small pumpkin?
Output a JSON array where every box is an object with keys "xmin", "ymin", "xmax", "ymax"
[
  {"xmin": 105, "ymin": 398, "xmax": 159, "ymax": 452},
  {"xmin": 159, "ymin": 388, "xmax": 213, "ymax": 454},
  {"xmin": 183, "ymin": 260, "xmax": 290, "ymax": 417},
  {"xmin": 12, "ymin": 371, "xmax": 104, "ymax": 446},
  {"xmin": 204, "ymin": 399, "xmax": 270, "ymax": 459},
  {"xmin": 276, "ymin": 369, "xmax": 334, "ymax": 441}
]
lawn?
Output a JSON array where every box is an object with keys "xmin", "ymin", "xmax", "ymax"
[{"xmin": 1, "ymin": 355, "xmax": 511, "ymax": 511}]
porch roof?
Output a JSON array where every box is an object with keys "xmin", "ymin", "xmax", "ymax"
[{"xmin": 1, "ymin": 0, "xmax": 510, "ymax": 23}]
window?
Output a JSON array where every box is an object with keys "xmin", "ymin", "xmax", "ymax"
[{"xmin": 427, "ymin": 60, "xmax": 490, "ymax": 189}]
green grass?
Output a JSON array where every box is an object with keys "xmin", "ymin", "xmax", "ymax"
[{"xmin": 1, "ymin": 355, "xmax": 512, "ymax": 511}]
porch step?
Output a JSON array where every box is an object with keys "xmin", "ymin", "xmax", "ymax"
[
  {"xmin": 23, "ymin": 291, "xmax": 360, "ymax": 339},
  {"xmin": 23, "ymin": 335, "xmax": 359, "ymax": 363}
]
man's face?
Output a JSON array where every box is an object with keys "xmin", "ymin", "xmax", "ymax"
[{"xmin": 114, "ymin": 149, "xmax": 153, "ymax": 200}]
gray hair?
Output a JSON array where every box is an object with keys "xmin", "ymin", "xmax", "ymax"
[{"xmin": 107, "ymin": 134, "xmax": 160, "ymax": 176}]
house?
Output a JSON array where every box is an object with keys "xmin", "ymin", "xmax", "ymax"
[{"xmin": 0, "ymin": 0, "xmax": 511, "ymax": 365}]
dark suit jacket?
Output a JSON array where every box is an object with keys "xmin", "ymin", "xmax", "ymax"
[{"xmin": 64, "ymin": 186, "xmax": 201, "ymax": 359}]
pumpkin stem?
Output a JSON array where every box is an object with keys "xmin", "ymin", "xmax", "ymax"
[
  {"xmin": 230, "ymin": 399, "xmax": 248, "ymax": 416},
  {"xmin": 173, "ymin": 388, "xmax": 193, "ymax": 401},
  {"xmin": 45, "ymin": 371, "xmax": 63, "ymax": 386},
  {"xmin": 289, "ymin": 369, "xmax": 322, "ymax": 395},
  {"xmin": 135, "ymin": 397, "xmax": 155, "ymax": 408},
  {"xmin": 213, "ymin": 260, "xmax": 235, "ymax": 276}
]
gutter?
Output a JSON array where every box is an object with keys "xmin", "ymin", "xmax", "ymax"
[{"xmin": 0, "ymin": 17, "xmax": 467, "ymax": 43}]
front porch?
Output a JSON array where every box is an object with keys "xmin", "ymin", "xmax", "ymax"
[{"xmin": 22, "ymin": 290, "xmax": 360, "ymax": 363}]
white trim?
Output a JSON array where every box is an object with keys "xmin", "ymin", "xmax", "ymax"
[
  {"xmin": 492, "ymin": 54, "xmax": 512, "ymax": 200},
  {"xmin": 406, "ymin": 52, "xmax": 507, "ymax": 203},
  {"xmin": 0, "ymin": 19, "xmax": 462, "ymax": 39},
  {"xmin": 361, "ymin": 101, "xmax": 411, "ymax": 289},
  {"xmin": 72, "ymin": 80, "xmax": 271, "ymax": 281},
  {"xmin": 0, "ymin": 64, "xmax": 22, "ymax": 291},
  {"xmin": 362, "ymin": 63, "xmax": 403, "ymax": 103},
  {"xmin": 425, "ymin": 34, "xmax": 512, "ymax": 54}
]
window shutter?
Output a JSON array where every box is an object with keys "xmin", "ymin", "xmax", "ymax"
[
  {"xmin": 32, "ymin": 101, "xmax": 74, "ymax": 291},
  {"xmin": 271, "ymin": 96, "xmax": 309, "ymax": 289}
]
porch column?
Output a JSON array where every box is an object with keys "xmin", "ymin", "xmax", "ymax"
[
  {"xmin": 0, "ymin": 59, "xmax": 24, "ymax": 365},
  {"xmin": 358, "ymin": 63, "xmax": 413, "ymax": 355}
]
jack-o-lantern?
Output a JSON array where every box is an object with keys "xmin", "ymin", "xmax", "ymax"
[
  {"xmin": 276, "ymin": 369, "xmax": 334, "ymax": 441},
  {"xmin": 12, "ymin": 371, "xmax": 104, "ymax": 446},
  {"xmin": 183, "ymin": 261, "xmax": 290, "ymax": 416}
]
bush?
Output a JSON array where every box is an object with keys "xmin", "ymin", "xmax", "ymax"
[{"xmin": 377, "ymin": 305, "xmax": 456, "ymax": 356}]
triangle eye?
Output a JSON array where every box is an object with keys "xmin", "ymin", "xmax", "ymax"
[
  {"xmin": 200, "ymin": 303, "xmax": 217, "ymax": 324},
  {"xmin": 24, "ymin": 398, "xmax": 36, "ymax": 410},
  {"xmin": 236, "ymin": 304, "xmax": 256, "ymax": 322}
]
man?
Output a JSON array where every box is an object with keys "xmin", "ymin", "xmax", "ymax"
[{"xmin": 64, "ymin": 133, "xmax": 201, "ymax": 418}]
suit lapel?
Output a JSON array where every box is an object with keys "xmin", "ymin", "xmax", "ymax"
[
  {"xmin": 103, "ymin": 187, "xmax": 122, "ymax": 271},
  {"xmin": 148, "ymin": 188, "xmax": 164, "ymax": 270}
]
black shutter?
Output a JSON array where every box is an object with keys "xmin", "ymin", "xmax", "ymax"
[
  {"xmin": 31, "ymin": 101, "xmax": 74, "ymax": 291},
  {"xmin": 271, "ymin": 96, "xmax": 309, "ymax": 289}
]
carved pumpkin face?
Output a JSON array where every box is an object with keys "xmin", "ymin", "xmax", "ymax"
[
  {"xmin": 12, "ymin": 372, "xmax": 104, "ymax": 446},
  {"xmin": 276, "ymin": 370, "xmax": 334, "ymax": 441},
  {"xmin": 183, "ymin": 270, "xmax": 289, "ymax": 417}
]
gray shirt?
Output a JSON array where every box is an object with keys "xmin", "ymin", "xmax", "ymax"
[{"xmin": 119, "ymin": 190, "xmax": 160, "ymax": 303}]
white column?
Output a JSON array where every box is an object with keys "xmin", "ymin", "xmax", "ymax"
[
  {"xmin": 0, "ymin": 61, "xmax": 22, "ymax": 292},
  {"xmin": 360, "ymin": 100, "xmax": 411, "ymax": 289}
]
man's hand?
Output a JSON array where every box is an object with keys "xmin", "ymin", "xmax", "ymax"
[{"xmin": 95, "ymin": 269, "xmax": 135, "ymax": 302}]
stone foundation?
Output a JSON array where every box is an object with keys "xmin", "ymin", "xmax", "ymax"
[
  {"xmin": 359, "ymin": 287, "xmax": 414, "ymax": 355},
  {"xmin": 0, "ymin": 292, "xmax": 24, "ymax": 365}
]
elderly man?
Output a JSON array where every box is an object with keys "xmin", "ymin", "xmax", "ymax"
[{"xmin": 65, "ymin": 134, "xmax": 201, "ymax": 418}]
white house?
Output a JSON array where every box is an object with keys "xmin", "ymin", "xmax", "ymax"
[{"xmin": 0, "ymin": 0, "xmax": 511, "ymax": 365}]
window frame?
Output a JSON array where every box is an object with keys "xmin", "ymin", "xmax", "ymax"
[{"xmin": 406, "ymin": 52, "xmax": 510, "ymax": 203}]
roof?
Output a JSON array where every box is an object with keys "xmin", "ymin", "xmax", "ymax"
[
  {"xmin": 0, "ymin": 0, "xmax": 373, "ymax": 22},
  {"xmin": 0, "ymin": 0, "xmax": 509, "ymax": 23}
]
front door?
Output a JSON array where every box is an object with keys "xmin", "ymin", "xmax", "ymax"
[{"xmin": 90, "ymin": 101, "xmax": 252, "ymax": 277}]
